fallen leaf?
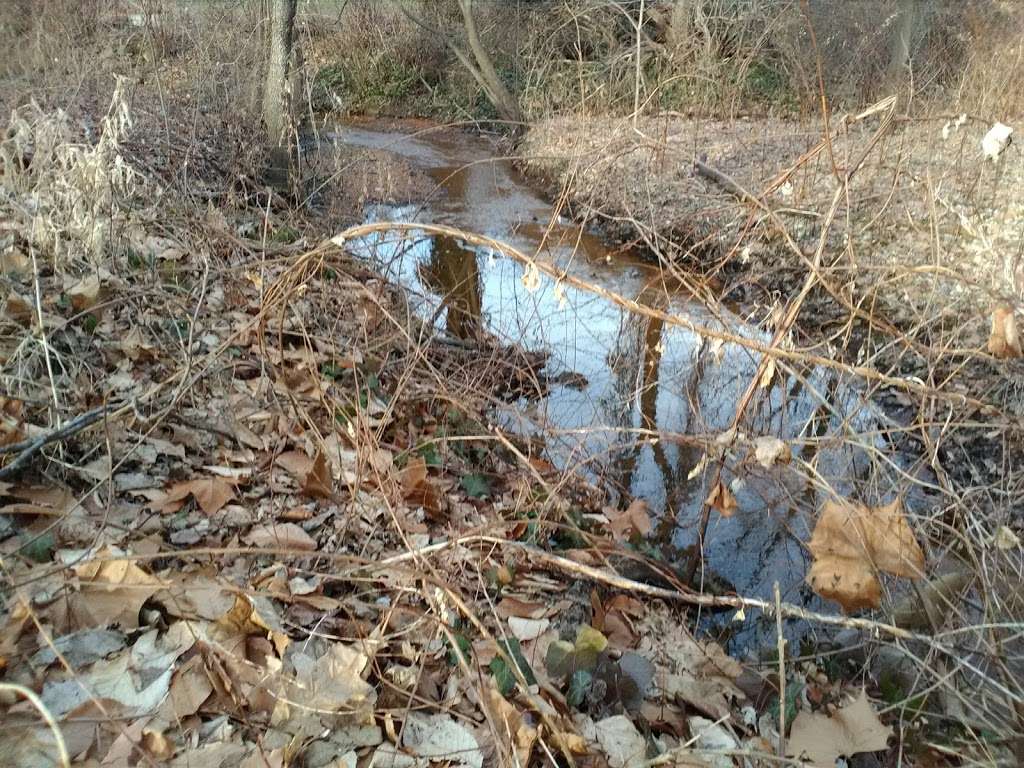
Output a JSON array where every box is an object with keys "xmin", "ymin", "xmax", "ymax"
[
  {"xmin": 508, "ymin": 615, "xmax": 550, "ymax": 642},
  {"xmin": 788, "ymin": 689, "xmax": 892, "ymax": 767},
  {"xmin": 688, "ymin": 716, "xmax": 738, "ymax": 768},
  {"xmin": 117, "ymin": 327, "xmax": 158, "ymax": 361},
  {"xmin": 0, "ymin": 248, "xmax": 30, "ymax": 278},
  {"xmin": 278, "ymin": 644, "xmax": 375, "ymax": 721},
  {"xmin": 5, "ymin": 292, "xmax": 33, "ymax": 325},
  {"xmin": 141, "ymin": 729, "xmax": 175, "ymax": 761},
  {"xmin": 244, "ymin": 522, "xmax": 317, "ymax": 551},
  {"xmin": 485, "ymin": 684, "xmax": 537, "ymax": 767},
  {"xmin": 806, "ymin": 498, "xmax": 926, "ymax": 612},
  {"xmin": 41, "ymin": 626, "xmax": 194, "ymax": 718},
  {"xmin": 400, "ymin": 455, "xmax": 442, "ymax": 516},
  {"xmin": 304, "ymin": 449, "xmax": 334, "ymax": 497},
  {"xmin": 68, "ymin": 274, "xmax": 101, "ymax": 313},
  {"xmin": 72, "ymin": 554, "xmax": 164, "ymax": 629},
  {"xmin": 1, "ymin": 486, "xmax": 78, "ymax": 516},
  {"xmin": 594, "ymin": 714, "xmax": 646, "ymax": 768},
  {"xmin": 496, "ymin": 597, "xmax": 548, "ymax": 619},
  {"xmin": 640, "ymin": 613, "xmax": 743, "ymax": 720},
  {"xmin": 275, "ymin": 450, "xmax": 314, "ymax": 477},
  {"xmin": 31, "ymin": 628, "xmax": 126, "ymax": 669},
  {"xmin": 401, "ymin": 712, "xmax": 483, "ymax": 768},
  {"xmin": 890, "ymin": 568, "xmax": 971, "ymax": 629},
  {"xmin": 155, "ymin": 653, "xmax": 215, "ymax": 722},
  {"xmin": 150, "ymin": 476, "xmax": 237, "ymax": 515},
  {"xmin": 607, "ymin": 498, "xmax": 652, "ymax": 541},
  {"xmin": 987, "ymin": 306, "xmax": 1022, "ymax": 358},
  {"xmin": 706, "ymin": 479, "xmax": 737, "ymax": 517},
  {"xmin": 753, "ymin": 436, "xmax": 791, "ymax": 468}
]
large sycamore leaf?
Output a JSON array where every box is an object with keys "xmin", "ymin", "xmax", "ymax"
[
  {"xmin": 788, "ymin": 689, "xmax": 891, "ymax": 767},
  {"xmin": 72, "ymin": 552, "xmax": 164, "ymax": 630},
  {"xmin": 806, "ymin": 498, "xmax": 925, "ymax": 612}
]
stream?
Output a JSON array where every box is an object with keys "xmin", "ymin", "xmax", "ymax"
[{"xmin": 327, "ymin": 121, "xmax": 905, "ymax": 650}]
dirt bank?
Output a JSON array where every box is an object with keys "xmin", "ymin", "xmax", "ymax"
[{"xmin": 521, "ymin": 113, "xmax": 1024, "ymax": 372}]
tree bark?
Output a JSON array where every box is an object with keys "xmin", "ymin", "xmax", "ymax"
[
  {"xmin": 400, "ymin": 1, "xmax": 524, "ymax": 131},
  {"xmin": 263, "ymin": 0, "xmax": 297, "ymax": 147},
  {"xmin": 456, "ymin": 0, "xmax": 524, "ymax": 128},
  {"xmin": 887, "ymin": 0, "xmax": 921, "ymax": 80}
]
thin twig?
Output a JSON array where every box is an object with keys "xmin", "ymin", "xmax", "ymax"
[{"xmin": 0, "ymin": 403, "xmax": 117, "ymax": 480}]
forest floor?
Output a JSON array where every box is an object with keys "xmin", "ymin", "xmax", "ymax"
[{"xmin": 1, "ymin": 18, "xmax": 1023, "ymax": 768}]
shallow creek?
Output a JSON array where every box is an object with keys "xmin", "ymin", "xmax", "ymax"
[{"xmin": 328, "ymin": 121, "xmax": 898, "ymax": 649}]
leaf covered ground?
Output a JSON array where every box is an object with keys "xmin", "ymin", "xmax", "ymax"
[{"xmin": 1, "ymin": 26, "xmax": 1022, "ymax": 768}]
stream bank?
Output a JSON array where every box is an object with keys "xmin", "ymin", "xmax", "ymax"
[{"xmin": 319, "ymin": 119, "xmax": 935, "ymax": 651}]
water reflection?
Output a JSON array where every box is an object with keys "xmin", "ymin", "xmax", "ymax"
[
  {"xmin": 418, "ymin": 235, "xmax": 483, "ymax": 340},
  {"xmin": 336, "ymin": 123, "xmax": 904, "ymax": 648}
]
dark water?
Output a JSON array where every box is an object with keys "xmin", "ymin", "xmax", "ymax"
[{"xmin": 329, "ymin": 122, "xmax": 898, "ymax": 649}]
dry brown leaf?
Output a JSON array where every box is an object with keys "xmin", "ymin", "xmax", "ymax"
[
  {"xmin": 155, "ymin": 654, "xmax": 214, "ymax": 723},
  {"xmin": 244, "ymin": 522, "xmax": 317, "ymax": 552},
  {"xmin": 68, "ymin": 275, "xmax": 101, "ymax": 313},
  {"xmin": 399, "ymin": 455, "xmax": 442, "ymax": 516},
  {"xmin": 5, "ymin": 292, "xmax": 33, "ymax": 325},
  {"xmin": 486, "ymin": 684, "xmax": 537, "ymax": 767},
  {"xmin": 399, "ymin": 455, "xmax": 428, "ymax": 493},
  {"xmin": 890, "ymin": 568, "xmax": 971, "ymax": 629},
  {"xmin": 141, "ymin": 729, "xmax": 176, "ymax": 761},
  {"xmin": 705, "ymin": 479, "xmax": 737, "ymax": 517},
  {"xmin": 639, "ymin": 612, "xmax": 743, "ymax": 720},
  {"xmin": 274, "ymin": 450, "xmax": 313, "ymax": 477},
  {"xmin": 72, "ymin": 554, "xmax": 164, "ymax": 629},
  {"xmin": 987, "ymin": 306, "xmax": 1022, "ymax": 358},
  {"xmin": 368, "ymin": 447, "xmax": 393, "ymax": 475},
  {"xmin": 788, "ymin": 689, "xmax": 891, "ymax": 767},
  {"xmin": 153, "ymin": 476, "xmax": 237, "ymax": 515},
  {"xmin": 1, "ymin": 486, "xmax": 77, "ymax": 516},
  {"xmin": 606, "ymin": 498, "xmax": 652, "ymax": 541},
  {"xmin": 274, "ymin": 449, "xmax": 333, "ymax": 497},
  {"xmin": 304, "ymin": 449, "xmax": 334, "ymax": 498},
  {"xmin": 0, "ymin": 248, "xmax": 30, "ymax": 278},
  {"xmin": 806, "ymin": 498, "xmax": 926, "ymax": 612},
  {"xmin": 117, "ymin": 327, "xmax": 158, "ymax": 361},
  {"xmin": 753, "ymin": 436, "xmax": 791, "ymax": 468},
  {"xmin": 152, "ymin": 574, "xmax": 237, "ymax": 621},
  {"xmin": 496, "ymin": 597, "xmax": 548, "ymax": 619}
]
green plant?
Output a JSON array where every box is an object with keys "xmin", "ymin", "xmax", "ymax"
[{"xmin": 745, "ymin": 60, "xmax": 789, "ymax": 103}]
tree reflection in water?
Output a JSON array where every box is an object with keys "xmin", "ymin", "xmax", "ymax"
[{"xmin": 417, "ymin": 234, "xmax": 483, "ymax": 340}]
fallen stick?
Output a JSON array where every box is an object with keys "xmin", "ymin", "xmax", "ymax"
[{"xmin": 0, "ymin": 403, "xmax": 116, "ymax": 480}]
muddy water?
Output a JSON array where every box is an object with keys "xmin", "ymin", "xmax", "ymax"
[{"xmin": 329, "ymin": 122, "xmax": 891, "ymax": 648}]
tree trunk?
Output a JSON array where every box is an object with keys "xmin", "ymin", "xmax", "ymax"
[
  {"xmin": 457, "ymin": 0, "xmax": 524, "ymax": 129},
  {"xmin": 263, "ymin": 0, "xmax": 297, "ymax": 192},
  {"xmin": 399, "ymin": 0, "xmax": 523, "ymax": 132},
  {"xmin": 887, "ymin": 0, "xmax": 922, "ymax": 80}
]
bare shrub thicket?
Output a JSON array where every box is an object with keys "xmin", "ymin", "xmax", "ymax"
[
  {"xmin": 305, "ymin": 1, "xmax": 1022, "ymax": 121},
  {"xmin": 1, "ymin": 80, "xmax": 140, "ymax": 267}
]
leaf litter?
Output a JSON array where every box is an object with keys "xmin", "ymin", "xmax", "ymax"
[{"xmin": 0, "ymin": 87, "xmax": 952, "ymax": 768}]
